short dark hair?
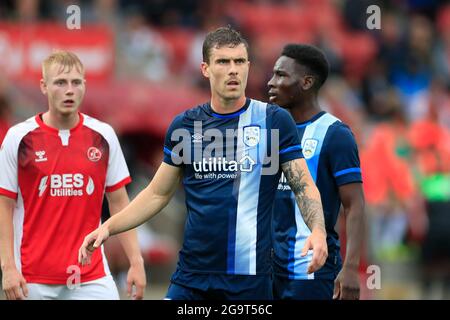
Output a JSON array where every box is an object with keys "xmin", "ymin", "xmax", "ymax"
[
  {"xmin": 202, "ymin": 26, "xmax": 249, "ymax": 63},
  {"xmin": 281, "ymin": 44, "xmax": 329, "ymax": 90}
]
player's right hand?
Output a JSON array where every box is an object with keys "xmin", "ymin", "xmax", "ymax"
[
  {"xmin": 78, "ymin": 225, "xmax": 110, "ymax": 266},
  {"xmin": 301, "ymin": 227, "xmax": 328, "ymax": 274},
  {"xmin": 2, "ymin": 266, "xmax": 28, "ymax": 300}
]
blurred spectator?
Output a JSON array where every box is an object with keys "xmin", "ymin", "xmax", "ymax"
[
  {"xmin": 90, "ymin": 0, "xmax": 120, "ymax": 26},
  {"xmin": 410, "ymin": 79, "xmax": 450, "ymax": 127},
  {"xmin": 314, "ymin": 29, "xmax": 344, "ymax": 76},
  {"xmin": 321, "ymin": 76, "xmax": 365, "ymax": 127},
  {"xmin": 391, "ymin": 15, "xmax": 434, "ymax": 120},
  {"xmin": 13, "ymin": 0, "xmax": 40, "ymax": 22},
  {"xmin": 364, "ymin": 12, "xmax": 403, "ymax": 118},
  {"xmin": 433, "ymin": 5, "xmax": 450, "ymax": 88},
  {"xmin": 118, "ymin": 0, "xmax": 201, "ymax": 28},
  {"xmin": 0, "ymin": 1, "xmax": 14, "ymax": 20},
  {"xmin": 183, "ymin": 3, "xmax": 235, "ymax": 91},
  {"xmin": 184, "ymin": 31, "xmax": 207, "ymax": 89},
  {"xmin": 405, "ymin": 0, "xmax": 442, "ymax": 19},
  {"xmin": 360, "ymin": 94, "xmax": 421, "ymax": 261},
  {"xmin": 343, "ymin": 0, "xmax": 382, "ymax": 31},
  {"xmin": 408, "ymin": 113, "xmax": 450, "ymax": 299},
  {"xmin": 376, "ymin": 11, "xmax": 404, "ymax": 74},
  {"xmin": 116, "ymin": 10, "xmax": 172, "ymax": 81}
]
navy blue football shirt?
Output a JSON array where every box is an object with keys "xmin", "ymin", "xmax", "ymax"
[
  {"xmin": 273, "ymin": 111, "xmax": 362, "ymax": 280},
  {"xmin": 163, "ymin": 98, "xmax": 302, "ymax": 283}
]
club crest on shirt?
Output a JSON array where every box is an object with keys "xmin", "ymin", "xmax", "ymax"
[
  {"xmin": 87, "ymin": 147, "xmax": 102, "ymax": 162},
  {"xmin": 243, "ymin": 125, "xmax": 260, "ymax": 147},
  {"xmin": 302, "ymin": 139, "xmax": 318, "ymax": 159}
]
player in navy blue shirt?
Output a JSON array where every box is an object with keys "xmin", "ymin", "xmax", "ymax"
[
  {"xmin": 79, "ymin": 28, "xmax": 328, "ymax": 300},
  {"xmin": 268, "ymin": 44, "xmax": 365, "ymax": 300}
]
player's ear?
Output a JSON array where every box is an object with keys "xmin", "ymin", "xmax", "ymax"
[
  {"xmin": 302, "ymin": 75, "xmax": 315, "ymax": 91},
  {"xmin": 40, "ymin": 79, "xmax": 48, "ymax": 95},
  {"xmin": 200, "ymin": 62, "xmax": 210, "ymax": 79}
]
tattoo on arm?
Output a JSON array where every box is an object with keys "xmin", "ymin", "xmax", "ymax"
[{"xmin": 281, "ymin": 160, "xmax": 325, "ymax": 232}]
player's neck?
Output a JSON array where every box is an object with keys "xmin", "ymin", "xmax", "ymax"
[
  {"xmin": 289, "ymin": 98, "xmax": 321, "ymax": 123},
  {"xmin": 42, "ymin": 110, "xmax": 80, "ymax": 130},
  {"xmin": 210, "ymin": 95, "xmax": 246, "ymax": 114}
]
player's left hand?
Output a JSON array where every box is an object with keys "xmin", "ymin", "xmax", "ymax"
[
  {"xmin": 333, "ymin": 265, "xmax": 360, "ymax": 300},
  {"xmin": 126, "ymin": 258, "xmax": 146, "ymax": 300},
  {"xmin": 301, "ymin": 228, "xmax": 328, "ymax": 274}
]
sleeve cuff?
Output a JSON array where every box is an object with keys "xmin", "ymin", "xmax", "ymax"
[
  {"xmin": 335, "ymin": 173, "xmax": 362, "ymax": 186},
  {"xmin": 279, "ymin": 144, "xmax": 302, "ymax": 155},
  {"xmin": 334, "ymin": 167, "xmax": 361, "ymax": 177},
  {"xmin": 105, "ymin": 176, "xmax": 132, "ymax": 193},
  {"xmin": 0, "ymin": 187, "xmax": 18, "ymax": 200},
  {"xmin": 280, "ymin": 150, "xmax": 304, "ymax": 165},
  {"xmin": 163, "ymin": 147, "xmax": 183, "ymax": 167}
]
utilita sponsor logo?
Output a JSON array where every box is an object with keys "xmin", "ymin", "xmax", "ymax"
[
  {"xmin": 38, "ymin": 174, "xmax": 94, "ymax": 197},
  {"xmin": 192, "ymin": 156, "xmax": 256, "ymax": 173}
]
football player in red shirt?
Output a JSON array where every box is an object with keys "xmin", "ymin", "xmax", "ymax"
[{"xmin": 0, "ymin": 51, "xmax": 146, "ymax": 300}]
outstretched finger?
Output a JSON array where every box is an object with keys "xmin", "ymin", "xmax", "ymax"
[
  {"xmin": 21, "ymin": 280, "xmax": 29, "ymax": 298},
  {"xmin": 333, "ymin": 280, "xmax": 341, "ymax": 299},
  {"xmin": 127, "ymin": 280, "xmax": 132, "ymax": 298},
  {"xmin": 78, "ymin": 239, "xmax": 88, "ymax": 265},
  {"xmin": 301, "ymin": 239, "xmax": 311, "ymax": 257},
  {"xmin": 14, "ymin": 286, "xmax": 24, "ymax": 300},
  {"xmin": 308, "ymin": 246, "xmax": 323, "ymax": 273},
  {"xmin": 92, "ymin": 238, "xmax": 102, "ymax": 249},
  {"xmin": 134, "ymin": 283, "xmax": 144, "ymax": 300},
  {"xmin": 307, "ymin": 259, "xmax": 318, "ymax": 274},
  {"xmin": 80, "ymin": 245, "xmax": 92, "ymax": 266},
  {"xmin": 5, "ymin": 289, "xmax": 13, "ymax": 300},
  {"xmin": 9, "ymin": 288, "xmax": 18, "ymax": 300},
  {"xmin": 318, "ymin": 249, "xmax": 327, "ymax": 268},
  {"xmin": 78, "ymin": 245, "xmax": 84, "ymax": 264}
]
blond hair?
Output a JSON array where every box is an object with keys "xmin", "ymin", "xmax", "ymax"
[{"xmin": 42, "ymin": 50, "xmax": 85, "ymax": 81}]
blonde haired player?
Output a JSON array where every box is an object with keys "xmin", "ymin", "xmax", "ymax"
[{"xmin": 0, "ymin": 51, "xmax": 146, "ymax": 300}]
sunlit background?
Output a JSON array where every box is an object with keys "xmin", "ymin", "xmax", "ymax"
[{"xmin": 0, "ymin": 0, "xmax": 449, "ymax": 300}]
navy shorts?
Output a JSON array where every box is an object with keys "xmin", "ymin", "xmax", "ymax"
[
  {"xmin": 165, "ymin": 273, "xmax": 273, "ymax": 300},
  {"xmin": 273, "ymin": 274, "xmax": 334, "ymax": 300}
]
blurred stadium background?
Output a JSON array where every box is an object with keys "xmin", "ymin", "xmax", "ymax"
[{"xmin": 0, "ymin": 0, "xmax": 449, "ymax": 300}]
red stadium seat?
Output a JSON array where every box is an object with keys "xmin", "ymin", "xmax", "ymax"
[
  {"xmin": 157, "ymin": 28, "xmax": 196, "ymax": 73},
  {"xmin": 337, "ymin": 32, "xmax": 377, "ymax": 80},
  {"xmin": 253, "ymin": 30, "xmax": 315, "ymax": 66},
  {"xmin": 83, "ymin": 80, "xmax": 208, "ymax": 136},
  {"xmin": 227, "ymin": 2, "xmax": 312, "ymax": 35}
]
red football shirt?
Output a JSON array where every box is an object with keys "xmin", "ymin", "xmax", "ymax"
[{"xmin": 0, "ymin": 113, "xmax": 131, "ymax": 284}]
